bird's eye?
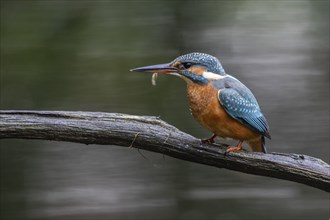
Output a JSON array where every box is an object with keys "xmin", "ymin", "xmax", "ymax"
[{"xmin": 181, "ymin": 62, "xmax": 193, "ymax": 69}]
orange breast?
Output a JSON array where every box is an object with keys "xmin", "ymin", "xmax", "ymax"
[{"xmin": 186, "ymin": 83, "xmax": 260, "ymax": 141}]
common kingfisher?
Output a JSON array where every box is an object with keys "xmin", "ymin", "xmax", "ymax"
[{"xmin": 131, "ymin": 52, "xmax": 271, "ymax": 153}]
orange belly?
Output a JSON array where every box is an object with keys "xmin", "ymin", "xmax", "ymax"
[{"xmin": 186, "ymin": 83, "xmax": 260, "ymax": 142}]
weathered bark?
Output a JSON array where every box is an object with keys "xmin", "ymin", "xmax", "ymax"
[{"xmin": 0, "ymin": 110, "xmax": 329, "ymax": 192}]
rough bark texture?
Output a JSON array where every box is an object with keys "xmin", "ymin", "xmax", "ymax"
[{"xmin": 0, "ymin": 110, "xmax": 329, "ymax": 192}]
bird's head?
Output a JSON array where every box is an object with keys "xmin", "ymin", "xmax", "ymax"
[{"xmin": 131, "ymin": 52, "xmax": 226, "ymax": 85}]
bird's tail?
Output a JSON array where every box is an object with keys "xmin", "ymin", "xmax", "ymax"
[{"xmin": 248, "ymin": 136, "xmax": 267, "ymax": 153}]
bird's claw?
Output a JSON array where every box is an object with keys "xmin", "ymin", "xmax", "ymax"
[
  {"xmin": 224, "ymin": 142, "xmax": 243, "ymax": 155},
  {"xmin": 201, "ymin": 138, "xmax": 214, "ymax": 144},
  {"xmin": 201, "ymin": 134, "xmax": 217, "ymax": 144},
  {"xmin": 225, "ymin": 146, "xmax": 243, "ymax": 153}
]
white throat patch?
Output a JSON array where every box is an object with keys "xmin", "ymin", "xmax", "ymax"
[{"xmin": 202, "ymin": 71, "xmax": 226, "ymax": 80}]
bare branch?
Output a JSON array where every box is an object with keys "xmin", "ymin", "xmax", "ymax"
[{"xmin": 0, "ymin": 110, "xmax": 329, "ymax": 192}]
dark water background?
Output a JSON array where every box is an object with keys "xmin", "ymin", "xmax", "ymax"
[{"xmin": 0, "ymin": 1, "xmax": 329, "ymax": 219}]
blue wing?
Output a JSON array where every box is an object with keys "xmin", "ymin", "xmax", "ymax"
[{"xmin": 213, "ymin": 77, "xmax": 271, "ymax": 139}]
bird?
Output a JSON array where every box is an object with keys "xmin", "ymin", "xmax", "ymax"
[{"xmin": 131, "ymin": 52, "xmax": 271, "ymax": 153}]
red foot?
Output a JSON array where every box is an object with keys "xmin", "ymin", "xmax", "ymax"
[
  {"xmin": 201, "ymin": 134, "xmax": 217, "ymax": 144},
  {"xmin": 226, "ymin": 142, "xmax": 243, "ymax": 153}
]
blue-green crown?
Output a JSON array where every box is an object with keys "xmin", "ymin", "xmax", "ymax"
[{"xmin": 173, "ymin": 52, "xmax": 226, "ymax": 75}]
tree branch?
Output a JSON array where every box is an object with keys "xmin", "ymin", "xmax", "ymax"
[{"xmin": 0, "ymin": 110, "xmax": 329, "ymax": 192}]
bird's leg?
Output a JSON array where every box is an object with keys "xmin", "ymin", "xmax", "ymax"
[
  {"xmin": 201, "ymin": 134, "xmax": 217, "ymax": 144},
  {"xmin": 226, "ymin": 141, "xmax": 244, "ymax": 153}
]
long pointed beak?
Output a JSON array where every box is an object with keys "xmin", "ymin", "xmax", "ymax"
[{"xmin": 130, "ymin": 63, "xmax": 178, "ymax": 74}]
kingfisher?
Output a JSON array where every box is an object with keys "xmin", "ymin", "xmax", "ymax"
[{"xmin": 131, "ymin": 52, "xmax": 271, "ymax": 153}]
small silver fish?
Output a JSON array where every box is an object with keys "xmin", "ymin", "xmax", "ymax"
[{"xmin": 151, "ymin": 72, "xmax": 158, "ymax": 86}]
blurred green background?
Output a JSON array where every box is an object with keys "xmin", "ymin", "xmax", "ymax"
[{"xmin": 0, "ymin": 0, "xmax": 329, "ymax": 219}]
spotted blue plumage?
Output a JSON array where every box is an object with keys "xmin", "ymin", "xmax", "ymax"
[
  {"xmin": 213, "ymin": 76, "xmax": 271, "ymax": 139},
  {"xmin": 173, "ymin": 52, "xmax": 225, "ymax": 75},
  {"xmin": 131, "ymin": 52, "xmax": 271, "ymax": 153}
]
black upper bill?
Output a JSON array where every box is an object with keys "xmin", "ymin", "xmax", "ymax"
[{"xmin": 130, "ymin": 63, "xmax": 177, "ymax": 73}]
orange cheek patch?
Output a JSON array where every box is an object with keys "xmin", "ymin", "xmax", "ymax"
[{"xmin": 188, "ymin": 66, "xmax": 207, "ymax": 76}]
